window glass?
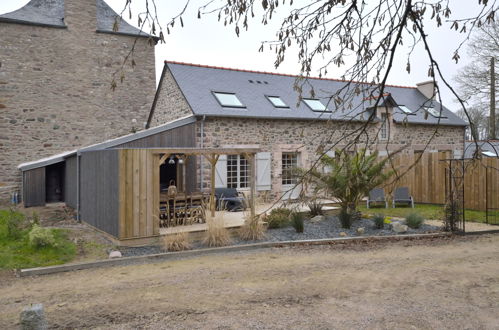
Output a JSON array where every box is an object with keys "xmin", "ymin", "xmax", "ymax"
[
  {"xmin": 425, "ymin": 107, "xmax": 446, "ymax": 118},
  {"xmin": 267, "ymin": 96, "xmax": 288, "ymax": 108},
  {"xmin": 398, "ymin": 105, "xmax": 412, "ymax": 114},
  {"xmin": 282, "ymin": 153, "xmax": 298, "ymax": 185},
  {"xmin": 213, "ymin": 92, "xmax": 245, "ymax": 107},
  {"xmin": 303, "ymin": 99, "xmax": 328, "ymax": 111},
  {"xmin": 227, "ymin": 155, "xmax": 249, "ymax": 188},
  {"xmin": 380, "ymin": 113, "xmax": 389, "ymax": 140}
]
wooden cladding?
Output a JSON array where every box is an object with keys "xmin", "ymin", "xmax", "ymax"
[
  {"xmin": 384, "ymin": 152, "xmax": 499, "ymax": 212},
  {"xmin": 119, "ymin": 149, "xmax": 159, "ymax": 239},
  {"xmin": 22, "ymin": 167, "xmax": 46, "ymax": 207},
  {"xmin": 384, "ymin": 152, "xmax": 450, "ymax": 205}
]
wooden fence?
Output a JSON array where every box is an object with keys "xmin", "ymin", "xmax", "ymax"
[{"xmin": 383, "ymin": 152, "xmax": 499, "ymax": 212}]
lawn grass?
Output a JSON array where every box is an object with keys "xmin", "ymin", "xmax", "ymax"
[
  {"xmin": 0, "ymin": 209, "xmax": 76, "ymax": 269},
  {"xmin": 358, "ymin": 203, "xmax": 489, "ymax": 223}
]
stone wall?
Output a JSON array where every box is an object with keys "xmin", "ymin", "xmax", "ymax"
[
  {"xmin": 148, "ymin": 66, "xmax": 194, "ymax": 127},
  {"xmin": 0, "ymin": 0, "xmax": 156, "ymax": 201},
  {"xmin": 196, "ymin": 117, "xmax": 465, "ymax": 197}
]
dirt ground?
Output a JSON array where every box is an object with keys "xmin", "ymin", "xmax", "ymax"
[{"xmin": 0, "ymin": 235, "xmax": 498, "ymax": 329}]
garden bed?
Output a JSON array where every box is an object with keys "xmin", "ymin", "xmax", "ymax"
[{"xmin": 119, "ymin": 215, "xmax": 441, "ymax": 257}]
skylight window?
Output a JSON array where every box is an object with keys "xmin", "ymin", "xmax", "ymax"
[
  {"xmin": 398, "ymin": 105, "xmax": 413, "ymax": 114},
  {"xmin": 425, "ymin": 107, "xmax": 446, "ymax": 118},
  {"xmin": 213, "ymin": 92, "xmax": 245, "ymax": 108},
  {"xmin": 303, "ymin": 99, "xmax": 329, "ymax": 112},
  {"xmin": 482, "ymin": 151, "xmax": 498, "ymax": 157},
  {"xmin": 266, "ymin": 96, "xmax": 289, "ymax": 108}
]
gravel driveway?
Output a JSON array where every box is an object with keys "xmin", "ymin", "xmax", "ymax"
[{"xmin": 1, "ymin": 234, "xmax": 498, "ymax": 329}]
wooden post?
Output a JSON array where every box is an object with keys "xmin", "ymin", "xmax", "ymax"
[{"xmin": 204, "ymin": 154, "xmax": 220, "ymax": 217}]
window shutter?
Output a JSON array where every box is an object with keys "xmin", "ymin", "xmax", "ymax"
[
  {"xmin": 215, "ymin": 155, "xmax": 227, "ymax": 188},
  {"xmin": 256, "ymin": 152, "xmax": 271, "ymax": 191}
]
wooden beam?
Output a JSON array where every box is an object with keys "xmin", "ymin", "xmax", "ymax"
[
  {"xmin": 204, "ymin": 154, "xmax": 220, "ymax": 217},
  {"xmin": 151, "ymin": 147, "xmax": 261, "ymax": 156},
  {"xmin": 245, "ymin": 153, "xmax": 256, "ymax": 219},
  {"xmin": 159, "ymin": 153, "xmax": 170, "ymax": 167}
]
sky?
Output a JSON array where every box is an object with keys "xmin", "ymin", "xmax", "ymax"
[{"xmin": 0, "ymin": 0, "xmax": 485, "ymax": 112}]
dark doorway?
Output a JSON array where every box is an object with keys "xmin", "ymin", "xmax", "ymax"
[
  {"xmin": 160, "ymin": 162, "xmax": 177, "ymax": 192},
  {"xmin": 45, "ymin": 162, "xmax": 65, "ymax": 203}
]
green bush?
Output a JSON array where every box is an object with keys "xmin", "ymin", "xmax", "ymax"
[
  {"xmin": 307, "ymin": 200, "xmax": 324, "ymax": 217},
  {"xmin": 290, "ymin": 212, "xmax": 304, "ymax": 233},
  {"xmin": 28, "ymin": 225, "xmax": 57, "ymax": 248},
  {"xmin": 267, "ymin": 208, "xmax": 292, "ymax": 229},
  {"xmin": 339, "ymin": 209, "xmax": 352, "ymax": 229},
  {"xmin": 3, "ymin": 209, "xmax": 31, "ymax": 239},
  {"xmin": 405, "ymin": 213, "xmax": 425, "ymax": 229},
  {"xmin": 372, "ymin": 214, "xmax": 385, "ymax": 229}
]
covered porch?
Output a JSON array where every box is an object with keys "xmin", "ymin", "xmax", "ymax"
[{"xmin": 117, "ymin": 147, "xmax": 260, "ymax": 243}]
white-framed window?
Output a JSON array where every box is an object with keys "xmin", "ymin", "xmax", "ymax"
[
  {"xmin": 302, "ymin": 98, "xmax": 329, "ymax": 112},
  {"xmin": 227, "ymin": 155, "xmax": 249, "ymax": 189},
  {"xmin": 282, "ymin": 152, "xmax": 299, "ymax": 185},
  {"xmin": 212, "ymin": 92, "xmax": 245, "ymax": 108},
  {"xmin": 380, "ymin": 113, "xmax": 389, "ymax": 140}
]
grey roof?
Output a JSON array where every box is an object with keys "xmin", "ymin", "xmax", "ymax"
[
  {"xmin": 464, "ymin": 141, "xmax": 499, "ymax": 159},
  {"xmin": 18, "ymin": 115, "xmax": 196, "ymax": 171},
  {"xmin": 0, "ymin": 0, "xmax": 65, "ymax": 28},
  {"xmin": 0, "ymin": 0, "xmax": 153, "ymax": 38},
  {"xmin": 164, "ymin": 62, "xmax": 467, "ymax": 127},
  {"xmin": 96, "ymin": 0, "xmax": 152, "ymax": 38}
]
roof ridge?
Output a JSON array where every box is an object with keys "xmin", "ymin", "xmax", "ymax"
[{"xmin": 164, "ymin": 60, "xmax": 417, "ymax": 90}]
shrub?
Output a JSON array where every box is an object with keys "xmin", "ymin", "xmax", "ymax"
[
  {"xmin": 239, "ymin": 213, "xmax": 266, "ymax": 241},
  {"xmin": 203, "ymin": 213, "xmax": 231, "ymax": 247},
  {"xmin": 28, "ymin": 225, "xmax": 56, "ymax": 248},
  {"xmin": 307, "ymin": 200, "xmax": 324, "ymax": 217},
  {"xmin": 290, "ymin": 212, "xmax": 304, "ymax": 233},
  {"xmin": 266, "ymin": 208, "xmax": 292, "ymax": 229},
  {"xmin": 4, "ymin": 209, "xmax": 31, "ymax": 239},
  {"xmin": 339, "ymin": 209, "xmax": 352, "ymax": 229},
  {"xmin": 372, "ymin": 214, "xmax": 385, "ymax": 229},
  {"xmin": 162, "ymin": 232, "xmax": 191, "ymax": 252},
  {"xmin": 405, "ymin": 213, "xmax": 425, "ymax": 229}
]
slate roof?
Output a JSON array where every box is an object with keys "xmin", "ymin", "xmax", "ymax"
[
  {"xmin": 163, "ymin": 61, "xmax": 467, "ymax": 127},
  {"xmin": 464, "ymin": 141, "xmax": 499, "ymax": 159},
  {"xmin": 0, "ymin": 0, "xmax": 152, "ymax": 38},
  {"xmin": 0, "ymin": 0, "xmax": 65, "ymax": 28}
]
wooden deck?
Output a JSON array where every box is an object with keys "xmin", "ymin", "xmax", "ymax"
[{"xmin": 160, "ymin": 200, "xmax": 339, "ymax": 235}]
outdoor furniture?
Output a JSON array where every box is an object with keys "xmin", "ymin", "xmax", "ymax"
[
  {"xmin": 215, "ymin": 188, "xmax": 247, "ymax": 212},
  {"xmin": 159, "ymin": 192, "xmax": 207, "ymax": 227},
  {"xmin": 392, "ymin": 187, "xmax": 414, "ymax": 208},
  {"xmin": 367, "ymin": 188, "xmax": 388, "ymax": 208}
]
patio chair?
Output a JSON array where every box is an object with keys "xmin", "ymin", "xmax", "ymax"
[
  {"xmin": 367, "ymin": 188, "xmax": 388, "ymax": 208},
  {"xmin": 392, "ymin": 187, "xmax": 414, "ymax": 208},
  {"xmin": 215, "ymin": 188, "xmax": 247, "ymax": 212}
]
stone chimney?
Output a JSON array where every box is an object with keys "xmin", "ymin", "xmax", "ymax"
[{"xmin": 416, "ymin": 80, "xmax": 436, "ymax": 100}]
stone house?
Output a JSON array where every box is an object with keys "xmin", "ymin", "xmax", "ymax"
[
  {"xmin": 147, "ymin": 61, "xmax": 467, "ymax": 199},
  {"xmin": 0, "ymin": 0, "xmax": 156, "ymax": 202}
]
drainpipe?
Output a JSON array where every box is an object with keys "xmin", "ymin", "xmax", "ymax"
[
  {"xmin": 76, "ymin": 152, "xmax": 80, "ymax": 222},
  {"xmin": 200, "ymin": 115, "xmax": 206, "ymax": 191}
]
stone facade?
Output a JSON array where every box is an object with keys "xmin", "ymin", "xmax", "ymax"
[
  {"xmin": 0, "ymin": 0, "xmax": 156, "ymax": 201},
  {"xmin": 195, "ymin": 116, "xmax": 465, "ymax": 197},
  {"xmin": 148, "ymin": 67, "xmax": 194, "ymax": 127}
]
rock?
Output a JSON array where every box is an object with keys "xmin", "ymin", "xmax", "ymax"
[
  {"xmin": 356, "ymin": 227, "xmax": 365, "ymax": 235},
  {"xmin": 392, "ymin": 222, "xmax": 408, "ymax": 233},
  {"xmin": 310, "ymin": 215, "xmax": 325, "ymax": 223},
  {"xmin": 339, "ymin": 232, "xmax": 348, "ymax": 237},
  {"xmin": 20, "ymin": 303, "xmax": 48, "ymax": 330},
  {"xmin": 108, "ymin": 250, "xmax": 122, "ymax": 259}
]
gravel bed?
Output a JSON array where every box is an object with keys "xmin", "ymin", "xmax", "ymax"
[{"xmin": 119, "ymin": 216, "xmax": 441, "ymax": 257}]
